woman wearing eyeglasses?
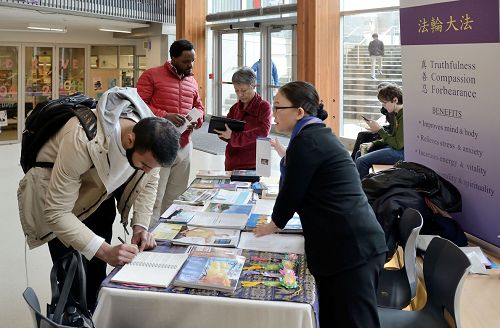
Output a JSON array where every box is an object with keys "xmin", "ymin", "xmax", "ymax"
[
  {"xmin": 214, "ymin": 67, "xmax": 272, "ymax": 171},
  {"xmin": 254, "ymin": 81, "xmax": 387, "ymax": 328}
]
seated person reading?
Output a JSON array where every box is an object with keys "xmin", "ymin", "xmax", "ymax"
[
  {"xmin": 355, "ymin": 85, "xmax": 404, "ymax": 178},
  {"xmin": 350, "ymin": 82, "xmax": 396, "ymax": 160}
]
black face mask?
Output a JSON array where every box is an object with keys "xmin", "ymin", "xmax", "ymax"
[{"xmin": 126, "ymin": 147, "xmax": 139, "ymax": 170}]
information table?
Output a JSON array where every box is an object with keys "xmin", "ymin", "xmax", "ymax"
[{"xmin": 93, "ymin": 242, "xmax": 318, "ymax": 328}]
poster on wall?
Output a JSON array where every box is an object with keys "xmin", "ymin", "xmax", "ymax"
[
  {"xmin": 400, "ymin": 0, "xmax": 500, "ymax": 247},
  {"xmin": 0, "ymin": 110, "xmax": 7, "ymax": 127}
]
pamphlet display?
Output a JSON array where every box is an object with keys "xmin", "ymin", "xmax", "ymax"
[
  {"xmin": 256, "ymin": 137, "xmax": 272, "ymax": 177},
  {"xmin": 172, "ymin": 226, "xmax": 241, "ymax": 248},
  {"xmin": 174, "ymin": 247, "xmax": 246, "ymax": 293}
]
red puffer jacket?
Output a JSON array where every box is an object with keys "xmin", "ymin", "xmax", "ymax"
[{"xmin": 137, "ymin": 61, "xmax": 204, "ymax": 147}]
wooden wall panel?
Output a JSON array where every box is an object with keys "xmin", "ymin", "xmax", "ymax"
[
  {"xmin": 297, "ymin": 0, "xmax": 340, "ymax": 134},
  {"xmin": 176, "ymin": 0, "xmax": 207, "ymax": 106}
]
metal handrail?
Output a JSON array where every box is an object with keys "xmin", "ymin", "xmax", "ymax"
[
  {"xmin": 0, "ymin": 0, "xmax": 175, "ymax": 23},
  {"xmin": 344, "ymin": 24, "xmax": 399, "ymax": 64}
]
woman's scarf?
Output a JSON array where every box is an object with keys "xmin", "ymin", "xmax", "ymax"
[{"xmin": 279, "ymin": 116, "xmax": 323, "ymax": 190}]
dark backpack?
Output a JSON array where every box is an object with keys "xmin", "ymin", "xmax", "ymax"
[
  {"xmin": 20, "ymin": 93, "xmax": 97, "ymax": 174},
  {"xmin": 48, "ymin": 250, "xmax": 94, "ymax": 327}
]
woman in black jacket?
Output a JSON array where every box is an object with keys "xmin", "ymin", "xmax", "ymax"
[{"xmin": 255, "ymin": 81, "xmax": 387, "ymax": 327}]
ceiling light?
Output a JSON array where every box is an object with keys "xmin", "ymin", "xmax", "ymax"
[
  {"xmin": 27, "ymin": 25, "xmax": 66, "ymax": 33},
  {"xmin": 99, "ymin": 28, "xmax": 131, "ymax": 34}
]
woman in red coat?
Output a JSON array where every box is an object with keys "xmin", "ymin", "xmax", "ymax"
[{"xmin": 215, "ymin": 67, "xmax": 272, "ymax": 170}]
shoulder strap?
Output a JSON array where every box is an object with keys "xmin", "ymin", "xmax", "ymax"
[
  {"xmin": 73, "ymin": 251, "xmax": 89, "ymax": 313},
  {"xmin": 49, "ymin": 251, "xmax": 92, "ymax": 324},
  {"xmin": 50, "ymin": 252, "xmax": 78, "ymax": 324},
  {"xmin": 74, "ymin": 105, "xmax": 97, "ymax": 141}
]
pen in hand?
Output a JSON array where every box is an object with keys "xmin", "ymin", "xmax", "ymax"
[{"xmin": 118, "ymin": 235, "xmax": 140, "ymax": 254}]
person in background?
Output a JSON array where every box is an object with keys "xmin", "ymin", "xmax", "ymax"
[
  {"xmin": 215, "ymin": 67, "xmax": 272, "ymax": 171},
  {"xmin": 355, "ymin": 84, "xmax": 404, "ymax": 178},
  {"xmin": 18, "ymin": 88, "xmax": 180, "ymax": 311},
  {"xmin": 369, "ymin": 33, "xmax": 384, "ymax": 79},
  {"xmin": 254, "ymin": 81, "xmax": 387, "ymax": 327},
  {"xmin": 251, "ymin": 59, "xmax": 280, "ymax": 88},
  {"xmin": 350, "ymin": 82, "xmax": 396, "ymax": 160},
  {"xmin": 137, "ymin": 39, "xmax": 204, "ymax": 228}
]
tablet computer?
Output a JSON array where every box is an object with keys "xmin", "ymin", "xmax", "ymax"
[{"xmin": 208, "ymin": 116, "xmax": 246, "ymax": 134}]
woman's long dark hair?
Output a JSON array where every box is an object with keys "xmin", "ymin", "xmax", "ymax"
[{"xmin": 278, "ymin": 81, "xmax": 328, "ymax": 120}]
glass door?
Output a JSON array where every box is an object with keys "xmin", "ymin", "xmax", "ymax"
[
  {"xmin": 0, "ymin": 45, "xmax": 20, "ymax": 143},
  {"xmin": 137, "ymin": 55, "xmax": 146, "ymax": 78},
  {"xmin": 58, "ymin": 47, "xmax": 85, "ymax": 97},
  {"xmin": 25, "ymin": 46, "xmax": 53, "ymax": 117},
  {"xmin": 220, "ymin": 32, "xmax": 239, "ymax": 116},
  {"xmin": 119, "ymin": 46, "xmax": 135, "ymax": 87},
  {"xmin": 213, "ymin": 23, "xmax": 296, "ymax": 116},
  {"xmin": 269, "ymin": 27, "xmax": 294, "ymax": 101},
  {"xmin": 243, "ymin": 31, "xmax": 261, "ymax": 93},
  {"xmin": 90, "ymin": 45, "xmax": 119, "ymax": 100}
]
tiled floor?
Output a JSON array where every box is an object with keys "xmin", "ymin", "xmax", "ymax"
[{"xmin": 0, "ymin": 143, "xmax": 231, "ymax": 327}]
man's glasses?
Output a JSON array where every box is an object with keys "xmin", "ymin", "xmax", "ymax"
[{"xmin": 272, "ymin": 106, "xmax": 297, "ymax": 113}]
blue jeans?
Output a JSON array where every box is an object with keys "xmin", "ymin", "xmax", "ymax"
[{"xmin": 355, "ymin": 147, "xmax": 404, "ymax": 179}]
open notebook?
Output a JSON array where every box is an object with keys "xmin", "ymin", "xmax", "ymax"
[{"xmin": 111, "ymin": 252, "xmax": 189, "ymax": 288}]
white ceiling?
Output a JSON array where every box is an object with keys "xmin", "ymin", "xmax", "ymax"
[{"xmin": 0, "ymin": 6, "xmax": 149, "ymax": 32}]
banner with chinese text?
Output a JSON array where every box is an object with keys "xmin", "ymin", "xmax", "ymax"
[{"xmin": 400, "ymin": 0, "xmax": 500, "ymax": 247}]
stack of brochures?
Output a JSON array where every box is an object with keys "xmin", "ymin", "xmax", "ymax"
[
  {"xmin": 196, "ymin": 170, "xmax": 232, "ymax": 179},
  {"xmin": 174, "ymin": 246, "xmax": 245, "ymax": 293},
  {"xmin": 256, "ymin": 137, "xmax": 272, "ymax": 177},
  {"xmin": 160, "ymin": 203, "xmax": 204, "ymax": 220},
  {"xmin": 164, "ymin": 201, "xmax": 253, "ymax": 230},
  {"xmin": 170, "ymin": 226, "xmax": 241, "ymax": 247},
  {"xmin": 152, "ymin": 222, "xmax": 184, "ymax": 240},
  {"xmin": 191, "ymin": 178, "xmax": 230, "ymax": 189},
  {"xmin": 245, "ymin": 213, "xmax": 302, "ymax": 233},
  {"xmin": 174, "ymin": 188, "xmax": 218, "ymax": 206},
  {"xmin": 230, "ymin": 170, "xmax": 260, "ymax": 183},
  {"xmin": 261, "ymin": 183, "xmax": 279, "ymax": 199},
  {"xmin": 211, "ymin": 190, "xmax": 252, "ymax": 205},
  {"xmin": 238, "ymin": 232, "xmax": 305, "ymax": 254}
]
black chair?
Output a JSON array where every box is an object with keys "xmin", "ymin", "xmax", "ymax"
[
  {"xmin": 23, "ymin": 287, "xmax": 73, "ymax": 328},
  {"xmin": 377, "ymin": 208, "xmax": 423, "ymax": 309},
  {"xmin": 378, "ymin": 237, "xmax": 471, "ymax": 328}
]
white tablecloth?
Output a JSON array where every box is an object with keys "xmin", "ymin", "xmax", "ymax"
[{"xmin": 93, "ymin": 287, "xmax": 317, "ymax": 328}]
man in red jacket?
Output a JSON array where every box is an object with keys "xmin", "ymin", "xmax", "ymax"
[{"xmin": 137, "ymin": 39, "xmax": 204, "ymax": 227}]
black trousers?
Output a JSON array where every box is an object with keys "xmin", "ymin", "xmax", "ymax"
[
  {"xmin": 48, "ymin": 196, "xmax": 116, "ymax": 312},
  {"xmin": 351, "ymin": 131, "xmax": 380, "ymax": 160},
  {"xmin": 313, "ymin": 253, "xmax": 385, "ymax": 328}
]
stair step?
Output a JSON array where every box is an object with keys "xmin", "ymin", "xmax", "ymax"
[
  {"xmin": 343, "ymin": 69, "xmax": 402, "ymax": 74},
  {"xmin": 344, "ymin": 63, "xmax": 402, "ymax": 67},
  {"xmin": 344, "ymin": 74, "xmax": 402, "ymax": 79},
  {"xmin": 342, "ymin": 45, "xmax": 402, "ymax": 122},
  {"xmin": 345, "ymin": 55, "xmax": 401, "ymax": 59},
  {"xmin": 344, "ymin": 60, "xmax": 402, "ymax": 65}
]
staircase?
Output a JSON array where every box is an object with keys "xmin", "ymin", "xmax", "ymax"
[
  {"xmin": 222, "ymin": 93, "xmax": 238, "ymax": 116},
  {"xmin": 343, "ymin": 44, "xmax": 402, "ymax": 122}
]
